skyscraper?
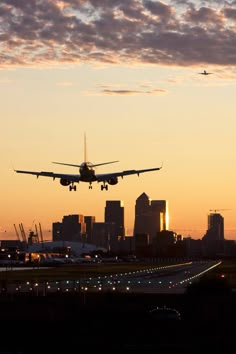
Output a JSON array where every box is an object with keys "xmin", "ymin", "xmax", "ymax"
[
  {"xmin": 133, "ymin": 192, "xmax": 168, "ymax": 243},
  {"xmin": 105, "ymin": 200, "xmax": 125, "ymax": 238},
  {"xmin": 52, "ymin": 214, "xmax": 86, "ymax": 242},
  {"xmin": 204, "ymin": 213, "xmax": 224, "ymax": 241},
  {"xmin": 151, "ymin": 200, "xmax": 169, "ymax": 230},
  {"xmin": 84, "ymin": 216, "xmax": 96, "ymax": 244},
  {"xmin": 202, "ymin": 212, "xmax": 225, "ymax": 257}
]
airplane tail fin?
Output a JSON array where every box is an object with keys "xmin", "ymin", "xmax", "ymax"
[
  {"xmin": 52, "ymin": 132, "xmax": 119, "ymax": 168},
  {"xmin": 83, "ymin": 132, "xmax": 119, "ymax": 167},
  {"xmin": 84, "ymin": 132, "xmax": 87, "ymax": 163}
]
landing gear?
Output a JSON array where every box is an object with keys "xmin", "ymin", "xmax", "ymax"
[
  {"xmin": 101, "ymin": 184, "xmax": 108, "ymax": 191},
  {"xmin": 69, "ymin": 184, "xmax": 76, "ymax": 191},
  {"xmin": 89, "ymin": 183, "xmax": 92, "ymax": 189}
]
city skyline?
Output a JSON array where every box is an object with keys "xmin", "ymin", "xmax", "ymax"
[
  {"xmin": 2, "ymin": 192, "xmax": 232, "ymax": 243},
  {"xmin": 1, "ymin": 1, "xmax": 236, "ymax": 240}
]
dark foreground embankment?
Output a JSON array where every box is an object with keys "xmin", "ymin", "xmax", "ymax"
[{"xmin": 0, "ymin": 291, "xmax": 235, "ymax": 353}]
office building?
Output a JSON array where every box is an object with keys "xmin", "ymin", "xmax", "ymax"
[
  {"xmin": 91, "ymin": 222, "xmax": 116, "ymax": 250},
  {"xmin": 52, "ymin": 214, "xmax": 86, "ymax": 242},
  {"xmin": 133, "ymin": 193, "xmax": 168, "ymax": 244},
  {"xmin": 105, "ymin": 200, "xmax": 125, "ymax": 239},
  {"xmin": 151, "ymin": 200, "xmax": 169, "ymax": 230},
  {"xmin": 84, "ymin": 216, "xmax": 96, "ymax": 244},
  {"xmin": 202, "ymin": 212, "xmax": 225, "ymax": 257},
  {"xmin": 208, "ymin": 213, "xmax": 224, "ymax": 241}
]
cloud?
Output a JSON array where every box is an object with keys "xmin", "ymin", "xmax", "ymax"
[
  {"xmin": 0, "ymin": 1, "xmax": 235, "ymax": 69},
  {"xmin": 90, "ymin": 82, "xmax": 168, "ymax": 95},
  {"xmin": 100, "ymin": 88, "xmax": 167, "ymax": 95}
]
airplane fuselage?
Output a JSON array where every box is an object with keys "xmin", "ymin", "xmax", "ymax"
[
  {"xmin": 200, "ymin": 70, "xmax": 212, "ymax": 75},
  {"xmin": 79, "ymin": 162, "xmax": 97, "ymax": 182}
]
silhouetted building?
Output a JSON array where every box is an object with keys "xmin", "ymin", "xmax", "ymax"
[
  {"xmin": 202, "ymin": 213, "xmax": 225, "ymax": 257},
  {"xmin": 208, "ymin": 213, "xmax": 224, "ymax": 241},
  {"xmin": 152, "ymin": 230, "xmax": 177, "ymax": 257},
  {"xmin": 84, "ymin": 216, "xmax": 96, "ymax": 244},
  {"xmin": 0, "ymin": 240, "xmax": 22, "ymax": 250},
  {"xmin": 105, "ymin": 200, "xmax": 125, "ymax": 238},
  {"xmin": 151, "ymin": 200, "xmax": 169, "ymax": 230},
  {"xmin": 52, "ymin": 214, "xmax": 86, "ymax": 242},
  {"xmin": 224, "ymin": 240, "xmax": 236, "ymax": 257},
  {"xmin": 117, "ymin": 236, "xmax": 135, "ymax": 255},
  {"xmin": 28, "ymin": 231, "xmax": 39, "ymax": 245},
  {"xmin": 182, "ymin": 237, "xmax": 203, "ymax": 258},
  {"xmin": 135, "ymin": 233, "xmax": 151, "ymax": 257},
  {"xmin": 133, "ymin": 193, "xmax": 168, "ymax": 244},
  {"xmin": 91, "ymin": 222, "xmax": 116, "ymax": 250}
]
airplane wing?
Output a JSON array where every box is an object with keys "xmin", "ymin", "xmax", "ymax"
[
  {"xmin": 199, "ymin": 71, "xmax": 212, "ymax": 75},
  {"xmin": 14, "ymin": 169, "xmax": 81, "ymax": 182},
  {"xmin": 96, "ymin": 166, "xmax": 162, "ymax": 182},
  {"xmin": 15, "ymin": 164, "xmax": 163, "ymax": 191}
]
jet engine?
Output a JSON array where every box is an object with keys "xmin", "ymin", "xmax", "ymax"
[
  {"xmin": 60, "ymin": 178, "xmax": 71, "ymax": 186},
  {"xmin": 107, "ymin": 177, "xmax": 118, "ymax": 185}
]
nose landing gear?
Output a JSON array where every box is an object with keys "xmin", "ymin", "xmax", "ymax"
[{"xmin": 69, "ymin": 184, "xmax": 77, "ymax": 191}]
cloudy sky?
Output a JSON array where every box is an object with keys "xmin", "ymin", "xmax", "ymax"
[{"xmin": 1, "ymin": 0, "xmax": 236, "ymax": 240}]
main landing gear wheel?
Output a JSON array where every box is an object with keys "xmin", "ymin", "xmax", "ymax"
[{"xmin": 101, "ymin": 184, "xmax": 108, "ymax": 191}]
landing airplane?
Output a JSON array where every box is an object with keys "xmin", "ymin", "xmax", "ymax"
[
  {"xmin": 15, "ymin": 135, "xmax": 163, "ymax": 191},
  {"xmin": 199, "ymin": 70, "xmax": 213, "ymax": 75}
]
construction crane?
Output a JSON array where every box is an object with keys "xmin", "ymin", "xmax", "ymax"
[
  {"xmin": 38, "ymin": 222, "xmax": 44, "ymax": 247},
  {"xmin": 13, "ymin": 224, "xmax": 21, "ymax": 242},
  {"xmin": 34, "ymin": 224, "xmax": 40, "ymax": 243},
  {"xmin": 32, "ymin": 222, "xmax": 44, "ymax": 248},
  {"xmin": 19, "ymin": 223, "xmax": 27, "ymax": 243},
  {"xmin": 209, "ymin": 209, "xmax": 231, "ymax": 214}
]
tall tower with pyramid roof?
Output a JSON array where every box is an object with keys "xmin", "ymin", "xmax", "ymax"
[{"xmin": 133, "ymin": 192, "xmax": 167, "ymax": 243}]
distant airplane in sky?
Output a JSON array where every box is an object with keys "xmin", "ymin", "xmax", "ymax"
[
  {"xmin": 199, "ymin": 70, "xmax": 213, "ymax": 75},
  {"xmin": 15, "ymin": 134, "xmax": 163, "ymax": 191}
]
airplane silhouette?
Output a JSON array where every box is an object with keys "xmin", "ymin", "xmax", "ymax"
[
  {"xmin": 199, "ymin": 70, "xmax": 213, "ymax": 75},
  {"xmin": 15, "ymin": 134, "xmax": 163, "ymax": 191}
]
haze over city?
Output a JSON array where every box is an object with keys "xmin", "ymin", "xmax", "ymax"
[{"xmin": 1, "ymin": 0, "xmax": 236, "ymax": 241}]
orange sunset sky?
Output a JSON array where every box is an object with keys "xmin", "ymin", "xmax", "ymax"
[{"xmin": 1, "ymin": 0, "xmax": 236, "ymax": 241}]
